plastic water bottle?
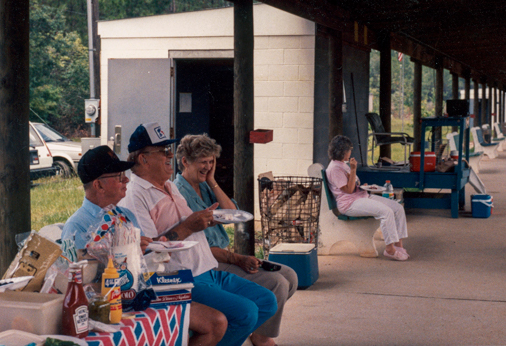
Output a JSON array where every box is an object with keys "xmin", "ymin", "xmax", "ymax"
[{"xmin": 382, "ymin": 180, "xmax": 394, "ymax": 199}]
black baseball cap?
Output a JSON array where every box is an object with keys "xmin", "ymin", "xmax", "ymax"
[
  {"xmin": 78, "ymin": 145, "xmax": 134, "ymax": 184},
  {"xmin": 128, "ymin": 122, "xmax": 177, "ymax": 153}
]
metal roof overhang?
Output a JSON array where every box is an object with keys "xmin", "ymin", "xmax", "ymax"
[{"xmin": 260, "ymin": 0, "xmax": 506, "ymax": 88}]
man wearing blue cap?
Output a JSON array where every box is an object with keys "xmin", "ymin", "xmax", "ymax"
[{"xmin": 119, "ymin": 122, "xmax": 278, "ymax": 346}]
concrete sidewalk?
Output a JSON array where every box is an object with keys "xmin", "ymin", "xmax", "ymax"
[{"xmin": 276, "ymin": 153, "xmax": 506, "ymax": 345}]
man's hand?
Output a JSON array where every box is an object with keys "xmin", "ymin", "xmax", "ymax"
[
  {"xmin": 140, "ymin": 236, "xmax": 153, "ymax": 254},
  {"xmin": 183, "ymin": 203, "xmax": 219, "ymax": 233},
  {"xmin": 237, "ymin": 254, "xmax": 262, "ymax": 274}
]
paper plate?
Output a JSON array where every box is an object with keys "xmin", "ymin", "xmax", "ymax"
[
  {"xmin": 360, "ymin": 184, "xmax": 386, "ymax": 192},
  {"xmin": 147, "ymin": 241, "xmax": 199, "ymax": 253},
  {"xmin": 0, "ymin": 276, "xmax": 34, "ymax": 293},
  {"xmin": 213, "ymin": 209, "xmax": 254, "ymax": 223}
]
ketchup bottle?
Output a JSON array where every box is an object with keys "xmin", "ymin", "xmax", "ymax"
[{"xmin": 62, "ymin": 263, "xmax": 89, "ymax": 338}]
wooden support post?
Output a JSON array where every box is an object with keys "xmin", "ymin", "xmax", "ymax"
[
  {"xmin": 233, "ymin": 0, "xmax": 255, "ymax": 256},
  {"xmin": 451, "ymin": 72, "xmax": 459, "ymax": 132},
  {"xmin": 501, "ymin": 90, "xmax": 504, "ymax": 124},
  {"xmin": 378, "ymin": 32, "xmax": 392, "ymax": 158},
  {"xmin": 493, "ymin": 86, "xmax": 497, "ymax": 125},
  {"xmin": 464, "ymin": 75, "xmax": 471, "ymax": 145},
  {"xmin": 480, "ymin": 82, "xmax": 487, "ymax": 127},
  {"xmin": 473, "ymin": 80, "xmax": 479, "ymax": 126},
  {"xmin": 413, "ymin": 60, "xmax": 422, "ymax": 152},
  {"xmin": 434, "ymin": 56, "xmax": 444, "ymax": 145},
  {"xmin": 488, "ymin": 84, "xmax": 493, "ymax": 126},
  {"xmin": 0, "ymin": 0, "xmax": 31, "ymax": 274},
  {"xmin": 328, "ymin": 30, "xmax": 343, "ymax": 140}
]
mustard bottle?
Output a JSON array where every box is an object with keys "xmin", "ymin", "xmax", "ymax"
[{"xmin": 101, "ymin": 257, "xmax": 122, "ymax": 323}]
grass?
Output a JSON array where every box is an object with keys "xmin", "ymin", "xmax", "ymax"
[
  {"xmin": 31, "ymin": 176, "xmax": 84, "ymax": 231},
  {"xmin": 225, "ymin": 225, "xmax": 265, "ymax": 259},
  {"xmin": 30, "ymin": 179, "xmax": 265, "ymax": 258}
]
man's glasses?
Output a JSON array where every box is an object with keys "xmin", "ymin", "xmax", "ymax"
[
  {"xmin": 143, "ymin": 147, "xmax": 172, "ymax": 157},
  {"xmin": 97, "ymin": 171, "xmax": 126, "ymax": 183}
]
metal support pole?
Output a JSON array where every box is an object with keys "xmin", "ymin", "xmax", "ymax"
[
  {"xmin": 451, "ymin": 72, "xmax": 459, "ymax": 132},
  {"xmin": 233, "ymin": 0, "xmax": 255, "ymax": 256},
  {"xmin": 328, "ymin": 30, "xmax": 343, "ymax": 140},
  {"xmin": 378, "ymin": 32, "xmax": 392, "ymax": 158},
  {"xmin": 473, "ymin": 80, "xmax": 479, "ymax": 127},
  {"xmin": 480, "ymin": 82, "xmax": 487, "ymax": 127},
  {"xmin": 413, "ymin": 60, "xmax": 422, "ymax": 152},
  {"xmin": 434, "ymin": 56, "xmax": 444, "ymax": 145},
  {"xmin": 0, "ymin": 0, "xmax": 31, "ymax": 274},
  {"xmin": 87, "ymin": 0, "xmax": 97, "ymax": 136}
]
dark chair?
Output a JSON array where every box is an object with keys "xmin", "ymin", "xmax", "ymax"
[{"xmin": 365, "ymin": 112, "xmax": 414, "ymax": 167}]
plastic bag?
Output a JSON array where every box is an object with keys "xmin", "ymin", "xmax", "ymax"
[
  {"xmin": 86, "ymin": 205, "xmax": 155, "ymax": 312},
  {"xmin": 3, "ymin": 231, "xmax": 62, "ymax": 292}
]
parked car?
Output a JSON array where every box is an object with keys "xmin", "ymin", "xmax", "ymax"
[
  {"xmin": 30, "ymin": 123, "xmax": 55, "ymax": 180},
  {"xmin": 31, "ymin": 122, "xmax": 82, "ymax": 177}
]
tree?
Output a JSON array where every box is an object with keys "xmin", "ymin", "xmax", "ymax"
[{"xmin": 30, "ymin": 0, "xmax": 90, "ymax": 135}]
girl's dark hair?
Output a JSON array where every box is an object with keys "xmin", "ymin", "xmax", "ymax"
[{"xmin": 328, "ymin": 135, "xmax": 353, "ymax": 161}]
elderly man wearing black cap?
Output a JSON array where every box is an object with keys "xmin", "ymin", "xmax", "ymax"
[
  {"xmin": 61, "ymin": 144, "xmax": 228, "ymax": 346},
  {"xmin": 119, "ymin": 122, "xmax": 277, "ymax": 346},
  {"xmin": 61, "ymin": 145, "xmax": 140, "ymax": 253}
]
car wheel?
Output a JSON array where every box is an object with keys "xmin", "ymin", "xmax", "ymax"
[{"xmin": 54, "ymin": 160, "xmax": 72, "ymax": 178}]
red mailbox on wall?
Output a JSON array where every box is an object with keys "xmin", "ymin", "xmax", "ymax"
[{"xmin": 249, "ymin": 129, "xmax": 273, "ymax": 144}]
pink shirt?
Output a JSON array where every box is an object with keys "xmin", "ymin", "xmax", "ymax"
[
  {"xmin": 118, "ymin": 174, "xmax": 218, "ymax": 276},
  {"xmin": 326, "ymin": 160, "xmax": 368, "ymax": 213}
]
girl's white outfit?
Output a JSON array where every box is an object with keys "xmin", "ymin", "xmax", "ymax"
[{"xmin": 326, "ymin": 160, "xmax": 408, "ymax": 245}]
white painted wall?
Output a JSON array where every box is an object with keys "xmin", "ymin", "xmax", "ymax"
[{"xmin": 98, "ymin": 4, "xmax": 316, "ymax": 220}]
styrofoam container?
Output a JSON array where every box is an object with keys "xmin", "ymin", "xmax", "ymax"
[
  {"xmin": 0, "ymin": 291, "xmax": 64, "ymax": 335},
  {"xmin": 0, "ymin": 330, "xmax": 44, "ymax": 346}
]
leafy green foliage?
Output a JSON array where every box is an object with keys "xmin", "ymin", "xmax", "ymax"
[
  {"xmin": 30, "ymin": 0, "xmax": 89, "ymax": 136},
  {"xmin": 369, "ymin": 50, "xmax": 461, "ymax": 120},
  {"xmin": 31, "ymin": 0, "xmax": 233, "ymax": 137}
]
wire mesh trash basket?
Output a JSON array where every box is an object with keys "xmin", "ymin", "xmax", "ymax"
[{"xmin": 258, "ymin": 176, "xmax": 322, "ymax": 257}]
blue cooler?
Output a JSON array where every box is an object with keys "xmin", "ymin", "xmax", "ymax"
[
  {"xmin": 471, "ymin": 194, "xmax": 493, "ymax": 218},
  {"xmin": 268, "ymin": 243, "xmax": 318, "ymax": 289}
]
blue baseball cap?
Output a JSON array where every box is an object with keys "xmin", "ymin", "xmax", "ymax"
[{"xmin": 128, "ymin": 122, "xmax": 177, "ymax": 153}]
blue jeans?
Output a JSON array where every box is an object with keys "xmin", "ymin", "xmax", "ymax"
[{"xmin": 192, "ymin": 270, "xmax": 278, "ymax": 346}]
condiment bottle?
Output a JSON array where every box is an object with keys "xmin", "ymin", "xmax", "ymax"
[
  {"xmin": 62, "ymin": 263, "xmax": 89, "ymax": 338},
  {"xmin": 101, "ymin": 257, "xmax": 122, "ymax": 323},
  {"xmin": 89, "ymin": 295, "xmax": 111, "ymax": 324},
  {"xmin": 382, "ymin": 180, "xmax": 395, "ymax": 199}
]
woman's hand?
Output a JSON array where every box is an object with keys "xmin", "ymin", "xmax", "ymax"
[
  {"xmin": 237, "ymin": 254, "xmax": 262, "ymax": 274},
  {"xmin": 206, "ymin": 156, "xmax": 217, "ymax": 186},
  {"xmin": 349, "ymin": 157, "xmax": 357, "ymax": 170}
]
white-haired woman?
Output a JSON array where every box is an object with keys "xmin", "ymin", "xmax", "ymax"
[
  {"xmin": 174, "ymin": 134, "xmax": 298, "ymax": 346},
  {"xmin": 326, "ymin": 135, "xmax": 409, "ymax": 261}
]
